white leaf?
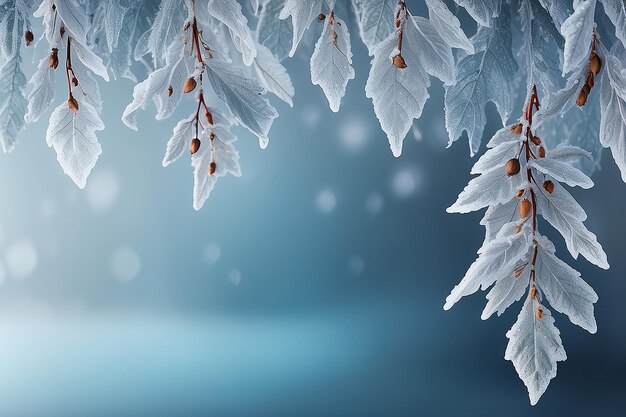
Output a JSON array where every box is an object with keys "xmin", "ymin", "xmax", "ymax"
[
  {"xmin": 411, "ymin": 16, "xmax": 455, "ymax": 85},
  {"xmin": 103, "ymin": 0, "xmax": 127, "ymax": 52},
  {"xmin": 208, "ymin": 0, "xmax": 257, "ymax": 66},
  {"xmin": 0, "ymin": 52, "xmax": 27, "ymax": 153},
  {"xmin": 505, "ymin": 297, "xmax": 567, "ymax": 405},
  {"xmin": 480, "ymin": 198, "xmax": 518, "ymax": 243},
  {"xmin": 530, "ymin": 157, "xmax": 594, "ymax": 188},
  {"xmin": 534, "ymin": 65, "xmax": 589, "ymax": 128},
  {"xmin": 425, "ymin": 0, "xmax": 474, "ymax": 53},
  {"xmin": 253, "ymin": 43, "xmax": 295, "ymax": 106},
  {"xmin": 162, "ymin": 115, "xmax": 195, "ymax": 167},
  {"xmin": 453, "ymin": 0, "xmax": 502, "ymax": 26},
  {"xmin": 536, "ymin": 241, "xmax": 598, "ymax": 333},
  {"xmin": 279, "ymin": 0, "xmax": 323, "ymax": 57},
  {"xmin": 25, "ymin": 55, "xmax": 56, "ymax": 123},
  {"xmin": 560, "ymin": 0, "xmax": 596, "ymax": 74},
  {"xmin": 537, "ymin": 181, "xmax": 609, "ymax": 269},
  {"xmin": 0, "ymin": 0, "xmax": 24, "ymax": 59},
  {"xmin": 538, "ymin": 0, "xmax": 572, "ymax": 27},
  {"xmin": 598, "ymin": 0, "xmax": 626, "ymax": 50},
  {"xmin": 444, "ymin": 8, "xmax": 517, "ymax": 156},
  {"xmin": 192, "ymin": 125, "xmax": 241, "ymax": 210},
  {"xmin": 599, "ymin": 48, "xmax": 626, "ymax": 182},
  {"xmin": 447, "ymin": 164, "xmax": 525, "ymax": 214},
  {"xmin": 205, "ymin": 59, "xmax": 278, "ymax": 148},
  {"xmin": 444, "ymin": 222, "xmax": 531, "ymax": 310},
  {"xmin": 148, "ymin": 0, "xmax": 185, "ymax": 60},
  {"xmin": 45, "ymin": 97, "xmax": 104, "ymax": 188},
  {"xmin": 71, "ymin": 55, "xmax": 103, "ymax": 112},
  {"xmin": 486, "ymin": 125, "xmax": 521, "ymax": 148},
  {"xmin": 72, "ymin": 39, "xmax": 109, "ymax": 82},
  {"xmin": 54, "ymin": 0, "xmax": 90, "ymax": 44},
  {"xmin": 471, "ymin": 140, "xmax": 519, "ymax": 174},
  {"xmin": 548, "ymin": 144, "xmax": 593, "ymax": 164},
  {"xmin": 482, "ymin": 260, "xmax": 530, "ymax": 319},
  {"xmin": 257, "ymin": 0, "xmax": 293, "ymax": 61},
  {"xmin": 352, "ymin": 0, "xmax": 396, "ymax": 55},
  {"xmin": 310, "ymin": 13, "xmax": 354, "ymax": 112}
]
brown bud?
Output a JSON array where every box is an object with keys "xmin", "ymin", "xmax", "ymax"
[
  {"xmin": 514, "ymin": 264, "xmax": 526, "ymax": 278},
  {"xmin": 318, "ymin": 13, "xmax": 325, "ymax": 20},
  {"xmin": 67, "ymin": 95, "xmax": 79, "ymax": 112},
  {"xmin": 505, "ymin": 158, "xmax": 521, "ymax": 176},
  {"xmin": 589, "ymin": 53, "xmax": 601, "ymax": 75},
  {"xmin": 210, "ymin": 131, "xmax": 215, "ymax": 140},
  {"xmin": 538, "ymin": 146, "xmax": 545, "ymax": 158},
  {"xmin": 519, "ymin": 199, "xmax": 532, "ymax": 218},
  {"xmin": 72, "ymin": 77, "xmax": 78, "ymax": 87},
  {"xmin": 167, "ymin": 86, "xmax": 173, "ymax": 97},
  {"xmin": 48, "ymin": 48, "xmax": 59, "ymax": 69},
  {"xmin": 190, "ymin": 138, "xmax": 201, "ymax": 155},
  {"xmin": 392, "ymin": 54, "xmax": 407, "ymax": 69},
  {"xmin": 24, "ymin": 30, "xmax": 34, "ymax": 46},
  {"xmin": 576, "ymin": 90, "xmax": 588, "ymax": 106},
  {"xmin": 209, "ymin": 161, "xmax": 217, "ymax": 175},
  {"xmin": 531, "ymin": 135, "xmax": 541, "ymax": 146},
  {"xmin": 515, "ymin": 189, "xmax": 525, "ymax": 198},
  {"xmin": 510, "ymin": 123, "xmax": 523, "ymax": 135},
  {"xmin": 535, "ymin": 306, "xmax": 543, "ymax": 321},
  {"xmin": 585, "ymin": 71, "xmax": 595, "ymax": 89},
  {"xmin": 582, "ymin": 83, "xmax": 591, "ymax": 95},
  {"xmin": 543, "ymin": 180, "xmax": 554, "ymax": 194},
  {"xmin": 205, "ymin": 111, "xmax": 214, "ymax": 125},
  {"xmin": 530, "ymin": 286, "xmax": 537, "ymax": 300},
  {"xmin": 183, "ymin": 77, "xmax": 197, "ymax": 93}
]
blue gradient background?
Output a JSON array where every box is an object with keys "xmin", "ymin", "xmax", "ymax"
[{"xmin": 0, "ymin": 3, "xmax": 624, "ymax": 416}]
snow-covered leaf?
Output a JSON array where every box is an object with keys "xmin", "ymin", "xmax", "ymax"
[
  {"xmin": 310, "ymin": 13, "xmax": 354, "ymax": 112},
  {"xmin": 257, "ymin": 0, "xmax": 293, "ymax": 61},
  {"xmin": 425, "ymin": 0, "xmax": 474, "ymax": 53},
  {"xmin": 253, "ymin": 43, "xmax": 295, "ymax": 106},
  {"xmin": 45, "ymin": 97, "xmax": 104, "ymax": 188},
  {"xmin": 102, "ymin": 0, "xmax": 127, "ymax": 52},
  {"xmin": 445, "ymin": 8, "xmax": 517, "ymax": 155},
  {"xmin": 530, "ymin": 157, "xmax": 594, "ymax": 188},
  {"xmin": 482, "ymin": 260, "xmax": 530, "ymax": 319},
  {"xmin": 505, "ymin": 297, "xmax": 567, "ymax": 405},
  {"xmin": 411, "ymin": 16, "xmax": 455, "ymax": 85},
  {"xmin": 599, "ymin": 0, "xmax": 626, "ymax": 50},
  {"xmin": 471, "ymin": 140, "xmax": 519, "ymax": 174},
  {"xmin": 208, "ymin": 0, "xmax": 257, "ymax": 66},
  {"xmin": 148, "ymin": 0, "xmax": 185, "ymax": 60},
  {"xmin": 352, "ymin": 0, "xmax": 396, "ymax": 55},
  {"xmin": 25, "ymin": 55, "xmax": 56, "ymax": 123},
  {"xmin": 453, "ymin": 0, "xmax": 502, "ymax": 27},
  {"xmin": 480, "ymin": 198, "xmax": 518, "ymax": 243},
  {"xmin": 560, "ymin": 0, "xmax": 596, "ymax": 74},
  {"xmin": 162, "ymin": 114, "xmax": 195, "ymax": 167},
  {"xmin": 0, "ymin": 52, "xmax": 27, "ymax": 153},
  {"xmin": 279, "ymin": 0, "xmax": 323, "ymax": 57}
]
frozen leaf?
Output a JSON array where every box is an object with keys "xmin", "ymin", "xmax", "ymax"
[
  {"xmin": 539, "ymin": 0, "xmax": 572, "ymax": 27},
  {"xmin": 208, "ymin": 0, "xmax": 257, "ymax": 66},
  {"xmin": 444, "ymin": 222, "xmax": 531, "ymax": 310},
  {"xmin": 162, "ymin": 115, "xmax": 195, "ymax": 167},
  {"xmin": 253, "ymin": 43, "xmax": 295, "ymax": 106},
  {"xmin": 534, "ymin": 65, "xmax": 589, "ymax": 128},
  {"xmin": 148, "ymin": 0, "xmax": 185, "ymax": 60},
  {"xmin": 0, "ymin": 53, "xmax": 27, "ymax": 153},
  {"xmin": 445, "ymin": 8, "xmax": 517, "ymax": 156},
  {"xmin": 54, "ymin": 0, "xmax": 90, "ymax": 44},
  {"xmin": 279, "ymin": 0, "xmax": 323, "ymax": 57},
  {"xmin": 352, "ymin": 0, "xmax": 396, "ymax": 55},
  {"xmin": 102, "ymin": 0, "xmax": 127, "ymax": 52},
  {"xmin": 310, "ymin": 13, "xmax": 354, "ymax": 112},
  {"xmin": 598, "ymin": 0, "xmax": 626, "ymax": 50},
  {"xmin": 453, "ymin": 0, "xmax": 502, "ymax": 27},
  {"xmin": 561, "ymin": 0, "xmax": 596, "ymax": 74},
  {"xmin": 45, "ymin": 97, "xmax": 104, "ymax": 188},
  {"xmin": 25, "ymin": 56, "xmax": 56, "ymax": 123},
  {"xmin": 470, "ymin": 140, "xmax": 519, "ymax": 174},
  {"xmin": 480, "ymin": 198, "xmax": 518, "ymax": 243},
  {"xmin": 257, "ymin": 0, "xmax": 293, "ymax": 61},
  {"xmin": 425, "ymin": 0, "xmax": 474, "ymax": 53},
  {"xmin": 505, "ymin": 297, "xmax": 567, "ymax": 405},
  {"xmin": 530, "ymin": 157, "xmax": 594, "ymax": 188},
  {"xmin": 481, "ymin": 260, "xmax": 529, "ymax": 319},
  {"xmin": 536, "ymin": 241, "xmax": 598, "ymax": 333},
  {"xmin": 411, "ymin": 17, "xmax": 455, "ymax": 85}
]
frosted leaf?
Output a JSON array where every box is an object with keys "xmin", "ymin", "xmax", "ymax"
[
  {"xmin": 351, "ymin": 0, "xmax": 396, "ymax": 55},
  {"xmin": 560, "ymin": 0, "xmax": 596, "ymax": 74},
  {"xmin": 537, "ymin": 181, "xmax": 609, "ymax": 269},
  {"xmin": 0, "ymin": 51, "xmax": 27, "ymax": 153},
  {"xmin": 0, "ymin": 0, "xmax": 26, "ymax": 59},
  {"xmin": 538, "ymin": 0, "xmax": 572, "ymax": 27},
  {"xmin": 453, "ymin": 0, "xmax": 502, "ymax": 27},
  {"xmin": 444, "ymin": 8, "xmax": 517, "ymax": 156},
  {"xmin": 279, "ymin": 0, "xmax": 323, "ymax": 57},
  {"xmin": 534, "ymin": 65, "xmax": 589, "ymax": 128},
  {"xmin": 444, "ymin": 222, "xmax": 531, "ymax": 310},
  {"xmin": 45, "ymin": 97, "xmax": 104, "ymax": 189},
  {"xmin": 162, "ymin": 115, "xmax": 195, "ymax": 167},
  {"xmin": 486, "ymin": 125, "xmax": 521, "ymax": 148},
  {"xmin": 470, "ymin": 140, "xmax": 519, "ymax": 174},
  {"xmin": 54, "ymin": 0, "xmax": 90, "ymax": 44},
  {"xmin": 548, "ymin": 144, "xmax": 594, "ymax": 164},
  {"xmin": 480, "ymin": 198, "xmax": 518, "ymax": 243},
  {"xmin": 447, "ymin": 163, "xmax": 525, "ymax": 214},
  {"xmin": 481, "ymin": 259, "xmax": 529, "ymax": 319},
  {"xmin": 102, "ymin": 0, "xmax": 127, "ymax": 52},
  {"xmin": 365, "ymin": 26, "xmax": 430, "ymax": 156},
  {"xmin": 122, "ymin": 40, "xmax": 187, "ymax": 130},
  {"xmin": 148, "ymin": 0, "xmax": 185, "ymax": 60},
  {"xmin": 252, "ymin": 43, "xmax": 295, "ymax": 106},
  {"xmin": 72, "ymin": 39, "xmax": 109, "ymax": 82},
  {"xmin": 425, "ymin": 0, "xmax": 474, "ymax": 53},
  {"xmin": 411, "ymin": 17, "xmax": 455, "ymax": 85},
  {"xmin": 191, "ymin": 125, "xmax": 241, "ymax": 210},
  {"xmin": 67, "ymin": 53, "xmax": 102, "ymax": 112},
  {"xmin": 205, "ymin": 59, "xmax": 278, "ymax": 148},
  {"xmin": 257, "ymin": 0, "xmax": 293, "ymax": 61},
  {"xmin": 519, "ymin": 0, "xmax": 564, "ymax": 95},
  {"xmin": 505, "ymin": 297, "xmax": 567, "ymax": 406},
  {"xmin": 530, "ymin": 158, "xmax": 594, "ymax": 188},
  {"xmin": 536, "ymin": 241, "xmax": 598, "ymax": 333},
  {"xmin": 310, "ymin": 13, "xmax": 354, "ymax": 112},
  {"xmin": 599, "ymin": 48, "xmax": 626, "ymax": 182},
  {"xmin": 208, "ymin": 0, "xmax": 257, "ymax": 66},
  {"xmin": 34, "ymin": 0, "xmax": 62, "ymax": 47},
  {"xmin": 598, "ymin": 0, "xmax": 626, "ymax": 50},
  {"xmin": 25, "ymin": 55, "xmax": 56, "ymax": 123}
]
